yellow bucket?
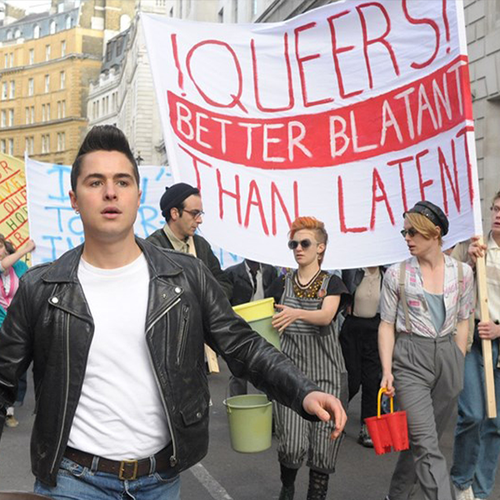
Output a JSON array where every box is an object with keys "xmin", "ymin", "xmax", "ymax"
[
  {"xmin": 223, "ymin": 394, "xmax": 273, "ymax": 453},
  {"xmin": 233, "ymin": 298, "xmax": 280, "ymax": 350}
]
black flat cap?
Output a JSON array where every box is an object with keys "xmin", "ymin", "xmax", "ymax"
[
  {"xmin": 160, "ymin": 182, "xmax": 200, "ymax": 219},
  {"xmin": 405, "ymin": 201, "xmax": 449, "ymax": 236}
]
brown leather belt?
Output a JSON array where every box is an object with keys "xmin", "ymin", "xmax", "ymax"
[{"xmin": 64, "ymin": 444, "xmax": 173, "ymax": 481}]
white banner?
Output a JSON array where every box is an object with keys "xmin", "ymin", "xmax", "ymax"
[
  {"xmin": 143, "ymin": 0, "xmax": 480, "ymax": 269},
  {"xmin": 26, "ymin": 158, "xmax": 242, "ymax": 268}
]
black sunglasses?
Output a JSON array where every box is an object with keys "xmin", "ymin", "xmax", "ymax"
[
  {"xmin": 401, "ymin": 228, "xmax": 419, "ymax": 238},
  {"xmin": 288, "ymin": 239, "xmax": 313, "ymax": 250}
]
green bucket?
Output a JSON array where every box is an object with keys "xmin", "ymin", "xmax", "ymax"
[
  {"xmin": 223, "ymin": 394, "xmax": 273, "ymax": 453},
  {"xmin": 233, "ymin": 298, "xmax": 280, "ymax": 350}
]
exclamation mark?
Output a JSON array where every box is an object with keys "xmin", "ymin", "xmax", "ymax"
[
  {"xmin": 442, "ymin": 0, "xmax": 451, "ymax": 54},
  {"xmin": 171, "ymin": 34, "xmax": 186, "ymax": 96}
]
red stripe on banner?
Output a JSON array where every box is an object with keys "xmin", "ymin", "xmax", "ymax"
[{"xmin": 168, "ymin": 55, "xmax": 472, "ymax": 169}]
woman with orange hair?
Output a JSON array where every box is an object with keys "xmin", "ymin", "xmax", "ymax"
[{"xmin": 271, "ymin": 216, "xmax": 350, "ymax": 500}]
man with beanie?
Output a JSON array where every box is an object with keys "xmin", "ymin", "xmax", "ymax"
[{"xmin": 147, "ymin": 183, "xmax": 232, "ymax": 299}]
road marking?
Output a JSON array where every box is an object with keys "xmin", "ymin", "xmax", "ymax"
[{"xmin": 189, "ymin": 463, "xmax": 234, "ymax": 500}]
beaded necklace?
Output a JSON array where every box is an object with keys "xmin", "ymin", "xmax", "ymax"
[{"xmin": 293, "ymin": 270, "xmax": 327, "ymax": 299}]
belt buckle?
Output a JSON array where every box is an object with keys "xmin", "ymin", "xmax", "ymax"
[{"xmin": 119, "ymin": 459, "xmax": 139, "ymax": 481}]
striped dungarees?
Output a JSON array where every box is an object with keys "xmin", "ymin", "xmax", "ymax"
[{"xmin": 275, "ymin": 272, "xmax": 348, "ymax": 473}]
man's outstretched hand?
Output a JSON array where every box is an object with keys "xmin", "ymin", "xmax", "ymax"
[{"xmin": 302, "ymin": 391, "xmax": 347, "ymax": 439}]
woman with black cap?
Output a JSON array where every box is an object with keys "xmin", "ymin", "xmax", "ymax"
[{"xmin": 378, "ymin": 201, "xmax": 474, "ymax": 500}]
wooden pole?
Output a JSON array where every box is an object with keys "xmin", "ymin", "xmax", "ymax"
[
  {"xmin": 205, "ymin": 344, "xmax": 220, "ymax": 373},
  {"xmin": 475, "ymin": 236, "xmax": 497, "ymax": 419}
]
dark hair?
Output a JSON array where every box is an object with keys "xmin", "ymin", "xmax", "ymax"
[
  {"xmin": 492, "ymin": 191, "xmax": 500, "ymax": 206},
  {"xmin": 0, "ymin": 234, "xmax": 15, "ymax": 254},
  {"xmin": 71, "ymin": 125, "xmax": 139, "ymax": 192}
]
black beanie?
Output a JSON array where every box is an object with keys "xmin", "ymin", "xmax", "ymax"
[
  {"xmin": 405, "ymin": 201, "xmax": 449, "ymax": 236},
  {"xmin": 160, "ymin": 183, "xmax": 200, "ymax": 219}
]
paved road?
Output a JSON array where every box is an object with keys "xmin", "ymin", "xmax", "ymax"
[{"xmin": 1, "ymin": 361, "xmax": 499, "ymax": 499}]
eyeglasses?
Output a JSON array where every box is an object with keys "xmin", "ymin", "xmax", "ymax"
[
  {"xmin": 400, "ymin": 228, "xmax": 419, "ymax": 238},
  {"xmin": 288, "ymin": 239, "xmax": 313, "ymax": 250},
  {"xmin": 491, "ymin": 206, "xmax": 500, "ymax": 214},
  {"xmin": 183, "ymin": 209, "xmax": 204, "ymax": 220}
]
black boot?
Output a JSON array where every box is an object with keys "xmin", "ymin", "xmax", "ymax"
[
  {"xmin": 278, "ymin": 484, "xmax": 295, "ymax": 500},
  {"xmin": 306, "ymin": 469, "xmax": 329, "ymax": 500},
  {"xmin": 279, "ymin": 464, "xmax": 297, "ymax": 500}
]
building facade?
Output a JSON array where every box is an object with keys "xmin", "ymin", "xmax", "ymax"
[
  {"xmin": 0, "ymin": 0, "xmax": 134, "ymax": 164},
  {"xmin": 464, "ymin": 0, "xmax": 500, "ymax": 222}
]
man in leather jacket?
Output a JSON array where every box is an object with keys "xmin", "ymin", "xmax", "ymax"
[{"xmin": 0, "ymin": 125, "xmax": 347, "ymax": 499}]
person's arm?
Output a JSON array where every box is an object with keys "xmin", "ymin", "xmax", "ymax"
[
  {"xmin": 272, "ymin": 295, "xmax": 340, "ymax": 333},
  {"xmin": 379, "ymin": 320, "xmax": 396, "ymax": 397},
  {"xmin": 0, "ymin": 240, "xmax": 35, "ymax": 272},
  {"xmin": 455, "ymin": 319, "xmax": 470, "ymax": 355}
]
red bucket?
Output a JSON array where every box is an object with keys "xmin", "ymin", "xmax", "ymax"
[{"xmin": 365, "ymin": 388, "xmax": 410, "ymax": 455}]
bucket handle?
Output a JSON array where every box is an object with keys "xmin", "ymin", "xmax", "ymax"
[{"xmin": 377, "ymin": 387, "xmax": 394, "ymax": 418}]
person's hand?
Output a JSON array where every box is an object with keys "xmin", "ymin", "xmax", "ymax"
[
  {"xmin": 302, "ymin": 391, "xmax": 347, "ymax": 439},
  {"xmin": 380, "ymin": 373, "xmax": 395, "ymax": 398},
  {"xmin": 477, "ymin": 320, "xmax": 500, "ymax": 341},
  {"xmin": 468, "ymin": 236, "xmax": 487, "ymax": 264},
  {"xmin": 272, "ymin": 305, "xmax": 301, "ymax": 333},
  {"xmin": 25, "ymin": 239, "xmax": 36, "ymax": 253}
]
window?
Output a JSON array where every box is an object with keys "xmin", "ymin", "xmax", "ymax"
[
  {"xmin": 25, "ymin": 137, "xmax": 34, "ymax": 155},
  {"xmin": 9, "ymin": 53, "xmax": 13, "ymax": 68},
  {"xmin": 8, "ymin": 139, "xmax": 13, "ymax": 155},
  {"xmin": 25, "ymin": 107, "xmax": 29, "ymax": 124},
  {"xmin": 1, "ymin": 110, "xmax": 6, "ymax": 127},
  {"xmin": 61, "ymin": 40, "xmax": 66, "ymax": 57},
  {"xmin": 34, "ymin": 25, "xmax": 40, "ymax": 39},
  {"xmin": 42, "ymin": 134, "xmax": 50, "ymax": 153},
  {"xmin": 6, "ymin": 30, "xmax": 12, "ymax": 41},
  {"xmin": 57, "ymin": 101, "xmax": 61, "ymax": 119},
  {"xmin": 1, "ymin": 140, "xmax": 6, "ymax": 153},
  {"xmin": 62, "ymin": 100, "xmax": 66, "ymax": 118},
  {"xmin": 50, "ymin": 20, "xmax": 56, "ymax": 35},
  {"xmin": 9, "ymin": 81, "xmax": 14, "ymax": 99},
  {"xmin": 8, "ymin": 109, "xmax": 13, "ymax": 126},
  {"xmin": 45, "ymin": 45, "xmax": 51, "ymax": 61},
  {"xmin": 47, "ymin": 103, "xmax": 50, "ymax": 121},
  {"xmin": 4, "ymin": 54, "xmax": 7, "ymax": 68},
  {"xmin": 106, "ymin": 44, "xmax": 112, "ymax": 62},
  {"xmin": 30, "ymin": 106, "xmax": 35, "ymax": 123},
  {"xmin": 42, "ymin": 104, "xmax": 46, "ymax": 122},
  {"xmin": 14, "ymin": 29, "xmax": 21, "ymax": 39},
  {"xmin": 28, "ymin": 78, "xmax": 34, "ymax": 96},
  {"xmin": 60, "ymin": 71, "xmax": 65, "ymax": 90},
  {"xmin": 57, "ymin": 132, "xmax": 65, "ymax": 151},
  {"xmin": 65, "ymin": 16, "xmax": 72, "ymax": 30},
  {"xmin": 45, "ymin": 75, "xmax": 50, "ymax": 93},
  {"xmin": 29, "ymin": 49, "xmax": 34, "ymax": 65},
  {"xmin": 2, "ymin": 82, "xmax": 7, "ymax": 100}
]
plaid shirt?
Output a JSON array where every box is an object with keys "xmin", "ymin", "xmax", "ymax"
[{"xmin": 380, "ymin": 255, "xmax": 474, "ymax": 338}]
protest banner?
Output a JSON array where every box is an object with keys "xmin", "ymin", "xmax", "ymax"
[
  {"xmin": 0, "ymin": 153, "xmax": 31, "ymax": 261},
  {"xmin": 25, "ymin": 157, "xmax": 241, "ymax": 269},
  {"xmin": 143, "ymin": 0, "xmax": 480, "ymax": 270}
]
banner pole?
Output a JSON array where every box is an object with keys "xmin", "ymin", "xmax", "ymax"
[{"xmin": 475, "ymin": 236, "xmax": 497, "ymax": 419}]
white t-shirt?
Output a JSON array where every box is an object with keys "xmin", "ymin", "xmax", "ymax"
[{"xmin": 68, "ymin": 254, "xmax": 170, "ymax": 460}]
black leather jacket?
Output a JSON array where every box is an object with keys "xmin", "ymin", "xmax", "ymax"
[{"xmin": 0, "ymin": 239, "xmax": 319, "ymax": 486}]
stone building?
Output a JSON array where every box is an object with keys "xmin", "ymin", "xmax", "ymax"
[
  {"xmin": 464, "ymin": 0, "xmax": 500, "ymax": 222},
  {"xmin": 0, "ymin": 0, "xmax": 134, "ymax": 164}
]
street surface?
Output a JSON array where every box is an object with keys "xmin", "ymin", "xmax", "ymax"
[{"xmin": 1, "ymin": 361, "xmax": 499, "ymax": 500}]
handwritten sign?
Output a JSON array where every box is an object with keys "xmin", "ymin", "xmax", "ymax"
[
  {"xmin": 0, "ymin": 153, "xmax": 30, "ymax": 255},
  {"xmin": 143, "ymin": 0, "xmax": 480, "ymax": 269},
  {"xmin": 25, "ymin": 157, "xmax": 241, "ymax": 268}
]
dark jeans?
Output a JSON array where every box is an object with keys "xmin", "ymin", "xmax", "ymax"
[{"xmin": 339, "ymin": 314, "xmax": 381, "ymax": 423}]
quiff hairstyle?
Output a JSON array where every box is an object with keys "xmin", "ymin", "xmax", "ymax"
[
  {"xmin": 289, "ymin": 216, "xmax": 328, "ymax": 263},
  {"xmin": 491, "ymin": 191, "xmax": 500, "ymax": 206},
  {"xmin": 71, "ymin": 125, "xmax": 139, "ymax": 192},
  {"xmin": 405, "ymin": 212, "xmax": 443, "ymax": 246}
]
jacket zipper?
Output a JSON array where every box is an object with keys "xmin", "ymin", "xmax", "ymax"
[
  {"xmin": 146, "ymin": 296, "xmax": 181, "ymax": 466},
  {"xmin": 176, "ymin": 305, "xmax": 189, "ymax": 366},
  {"xmin": 50, "ymin": 313, "xmax": 70, "ymax": 473}
]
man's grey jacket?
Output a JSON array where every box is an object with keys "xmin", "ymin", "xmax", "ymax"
[{"xmin": 0, "ymin": 239, "xmax": 319, "ymax": 486}]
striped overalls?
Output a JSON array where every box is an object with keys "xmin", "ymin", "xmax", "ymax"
[{"xmin": 275, "ymin": 272, "xmax": 348, "ymax": 473}]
